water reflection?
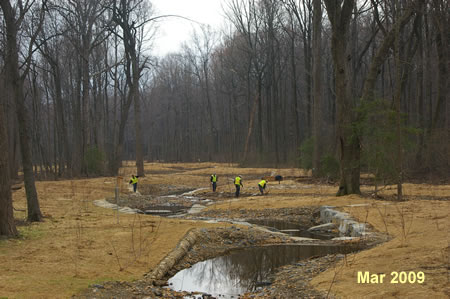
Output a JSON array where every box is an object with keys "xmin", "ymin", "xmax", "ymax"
[{"xmin": 168, "ymin": 245, "xmax": 358, "ymax": 298}]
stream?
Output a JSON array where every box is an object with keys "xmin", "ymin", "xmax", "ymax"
[{"xmin": 168, "ymin": 244, "xmax": 361, "ymax": 298}]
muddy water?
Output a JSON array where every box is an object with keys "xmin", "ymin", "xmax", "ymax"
[
  {"xmin": 143, "ymin": 204, "xmax": 187, "ymax": 215},
  {"xmin": 143, "ymin": 188, "xmax": 208, "ymax": 216},
  {"xmin": 247, "ymin": 219, "xmax": 332, "ymax": 239},
  {"xmin": 168, "ymin": 244, "xmax": 359, "ymax": 298}
]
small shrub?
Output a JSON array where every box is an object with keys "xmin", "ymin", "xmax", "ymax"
[
  {"xmin": 319, "ymin": 154, "xmax": 340, "ymax": 179},
  {"xmin": 355, "ymin": 99, "xmax": 419, "ymax": 185},
  {"xmin": 298, "ymin": 137, "xmax": 314, "ymax": 170},
  {"xmin": 85, "ymin": 146, "xmax": 105, "ymax": 175}
]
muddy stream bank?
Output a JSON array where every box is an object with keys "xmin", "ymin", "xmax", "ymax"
[{"xmin": 83, "ymin": 187, "xmax": 384, "ymax": 298}]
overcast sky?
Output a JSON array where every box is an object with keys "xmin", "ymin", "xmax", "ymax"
[{"xmin": 150, "ymin": 0, "xmax": 227, "ymax": 56}]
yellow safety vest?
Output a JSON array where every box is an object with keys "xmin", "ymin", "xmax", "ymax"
[
  {"xmin": 211, "ymin": 175, "xmax": 217, "ymax": 182},
  {"xmin": 258, "ymin": 180, "xmax": 266, "ymax": 187},
  {"xmin": 130, "ymin": 177, "xmax": 138, "ymax": 184},
  {"xmin": 234, "ymin": 176, "xmax": 241, "ymax": 185}
]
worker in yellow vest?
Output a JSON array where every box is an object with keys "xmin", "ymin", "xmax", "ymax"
[
  {"xmin": 234, "ymin": 175, "xmax": 243, "ymax": 197},
  {"xmin": 258, "ymin": 178, "xmax": 267, "ymax": 195},
  {"xmin": 129, "ymin": 174, "xmax": 139, "ymax": 192},
  {"xmin": 210, "ymin": 174, "xmax": 217, "ymax": 192}
]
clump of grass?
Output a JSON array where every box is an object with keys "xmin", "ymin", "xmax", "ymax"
[{"xmin": 17, "ymin": 224, "xmax": 46, "ymax": 240}]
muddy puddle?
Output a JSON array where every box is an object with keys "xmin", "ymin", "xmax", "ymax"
[
  {"xmin": 247, "ymin": 219, "xmax": 333, "ymax": 240},
  {"xmin": 108, "ymin": 188, "xmax": 210, "ymax": 216},
  {"xmin": 168, "ymin": 244, "xmax": 360, "ymax": 298},
  {"xmin": 143, "ymin": 204, "xmax": 187, "ymax": 215},
  {"xmin": 144, "ymin": 189, "xmax": 210, "ymax": 216}
]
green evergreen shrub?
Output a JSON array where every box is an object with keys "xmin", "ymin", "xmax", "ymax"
[
  {"xmin": 319, "ymin": 154, "xmax": 340, "ymax": 179},
  {"xmin": 85, "ymin": 146, "xmax": 105, "ymax": 175},
  {"xmin": 355, "ymin": 99, "xmax": 419, "ymax": 185},
  {"xmin": 298, "ymin": 137, "xmax": 313, "ymax": 170}
]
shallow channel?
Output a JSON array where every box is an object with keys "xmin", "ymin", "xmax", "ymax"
[
  {"xmin": 168, "ymin": 244, "xmax": 360, "ymax": 298},
  {"xmin": 142, "ymin": 189, "xmax": 208, "ymax": 216}
]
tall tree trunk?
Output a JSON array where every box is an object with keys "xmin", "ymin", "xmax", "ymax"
[
  {"xmin": 415, "ymin": 20, "xmax": 425, "ymax": 165},
  {"xmin": 0, "ymin": 93, "xmax": 17, "ymax": 236},
  {"xmin": 1, "ymin": 0, "xmax": 42, "ymax": 221},
  {"xmin": 112, "ymin": 91, "xmax": 133, "ymax": 175},
  {"xmin": 431, "ymin": 8, "xmax": 448, "ymax": 132},
  {"xmin": 324, "ymin": 0, "xmax": 360, "ymax": 196},
  {"xmin": 394, "ymin": 10, "xmax": 403, "ymax": 201},
  {"xmin": 134, "ymin": 76, "xmax": 145, "ymax": 177},
  {"xmin": 303, "ymin": 29, "xmax": 312, "ymax": 137},
  {"xmin": 112, "ymin": 0, "xmax": 145, "ymax": 176},
  {"xmin": 290, "ymin": 29, "xmax": 300, "ymax": 150},
  {"xmin": 72, "ymin": 62, "xmax": 83, "ymax": 177},
  {"xmin": 53, "ymin": 64, "xmax": 71, "ymax": 173},
  {"xmin": 202, "ymin": 59, "xmax": 216, "ymax": 161},
  {"xmin": 312, "ymin": 0, "xmax": 323, "ymax": 176},
  {"xmin": 81, "ymin": 46, "xmax": 90, "ymax": 174},
  {"xmin": 14, "ymin": 72, "xmax": 42, "ymax": 222},
  {"xmin": 243, "ymin": 92, "xmax": 260, "ymax": 163},
  {"xmin": 7, "ymin": 110, "xmax": 18, "ymax": 180}
]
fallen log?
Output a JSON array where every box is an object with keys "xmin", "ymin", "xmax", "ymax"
[{"xmin": 146, "ymin": 228, "xmax": 202, "ymax": 281}]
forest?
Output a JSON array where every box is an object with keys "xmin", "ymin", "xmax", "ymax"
[
  {"xmin": 0, "ymin": 1, "xmax": 449, "ymax": 298},
  {"xmin": 0, "ymin": 0, "xmax": 449, "ymax": 229}
]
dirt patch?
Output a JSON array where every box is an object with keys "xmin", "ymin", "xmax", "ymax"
[
  {"xmin": 138, "ymin": 184, "xmax": 195, "ymax": 196},
  {"xmin": 105, "ymin": 193, "xmax": 195, "ymax": 213},
  {"xmin": 192, "ymin": 206, "xmax": 319, "ymax": 224},
  {"xmin": 186, "ymin": 206, "xmax": 339, "ymax": 239}
]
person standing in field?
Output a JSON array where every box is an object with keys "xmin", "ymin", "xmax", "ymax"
[
  {"xmin": 234, "ymin": 175, "xmax": 243, "ymax": 197},
  {"xmin": 258, "ymin": 178, "xmax": 267, "ymax": 195},
  {"xmin": 129, "ymin": 174, "xmax": 139, "ymax": 192},
  {"xmin": 210, "ymin": 173, "xmax": 217, "ymax": 192}
]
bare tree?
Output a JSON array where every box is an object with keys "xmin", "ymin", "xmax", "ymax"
[
  {"xmin": 186, "ymin": 25, "xmax": 218, "ymax": 160},
  {"xmin": 54, "ymin": 0, "xmax": 111, "ymax": 176},
  {"xmin": 323, "ymin": 0, "xmax": 360, "ymax": 195},
  {"xmin": 312, "ymin": 0, "xmax": 322, "ymax": 175},
  {"xmin": 0, "ymin": 81, "xmax": 17, "ymax": 236},
  {"xmin": 0, "ymin": 0, "xmax": 45, "ymax": 221},
  {"xmin": 283, "ymin": 0, "xmax": 314, "ymax": 139},
  {"xmin": 110, "ymin": 0, "xmax": 151, "ymax": 176},
  {"xmin": 226, "ymin": 0, "xmax": 278, "ymax": 163}
]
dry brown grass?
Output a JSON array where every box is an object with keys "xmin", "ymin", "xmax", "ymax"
[
  {"xmin": 0, "ymin": 163, "xmax": 226, "ymax": 299},
  {"xmin": 311, "ymin": 198, "xmax": 449, "ymax": 298},
  {"xmin": 1, "ymin": 162, "xmax": 449, "ymax": 298}
]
